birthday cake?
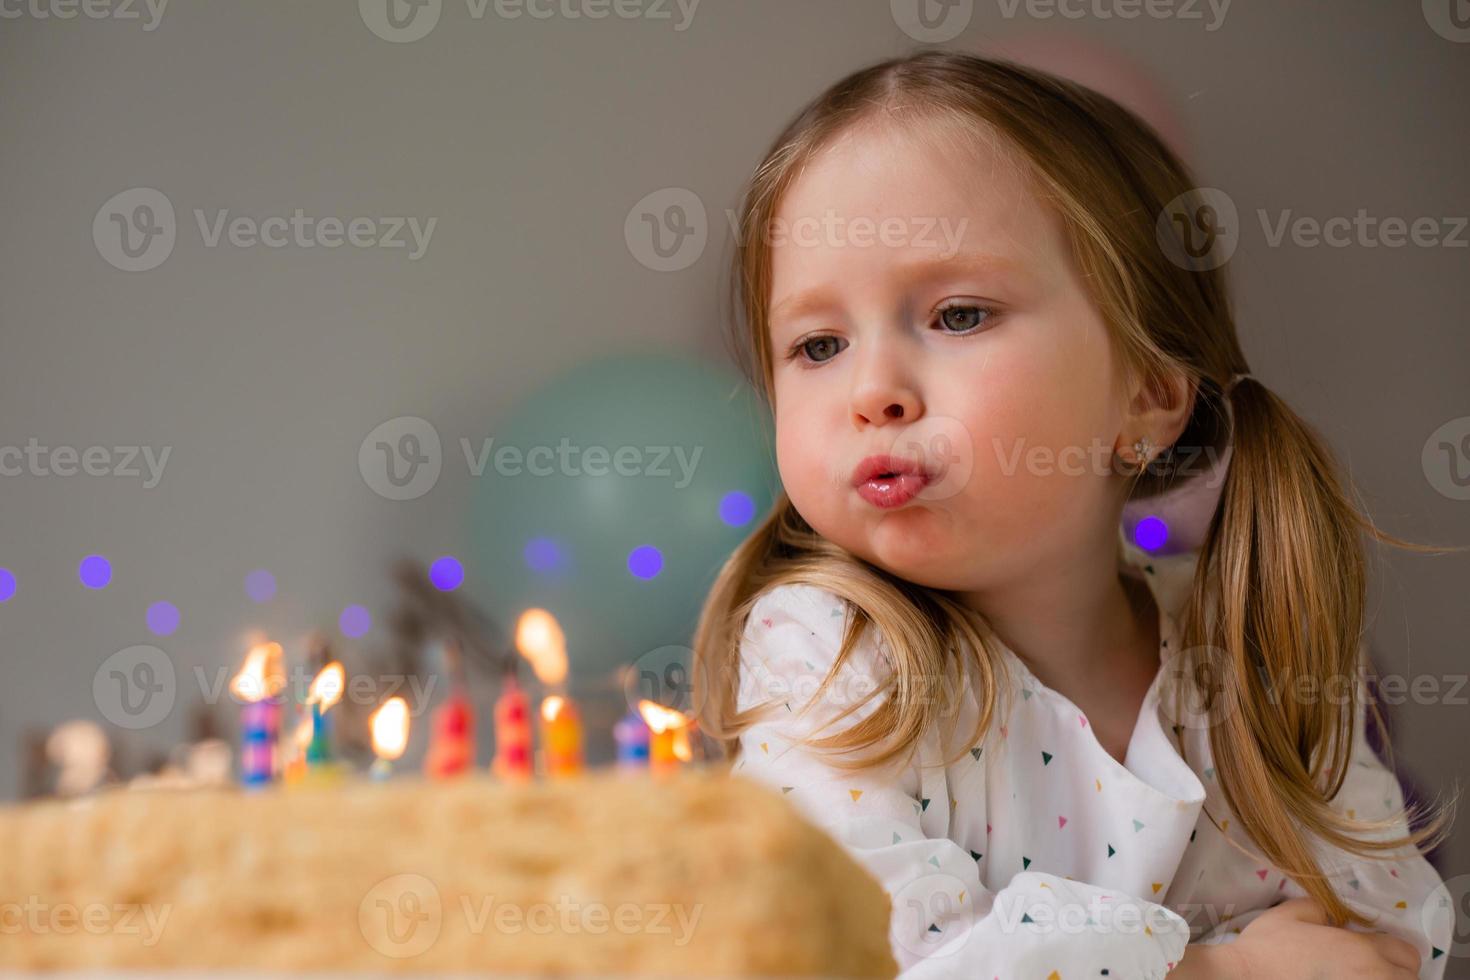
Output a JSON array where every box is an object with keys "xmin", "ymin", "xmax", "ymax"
[{"xmin": 0, "ymin": 767, "xmax": 897, "ymax": 977}]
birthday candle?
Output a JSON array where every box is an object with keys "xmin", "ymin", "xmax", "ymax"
[
  {"xmin": 370, "ymin": 696, "xmax": 410, "ymax": 781},
  {"xmin": 426, "ymin": 689, "xmax": 474, "ymax": 779},
  {"xmin": 613, "ymin": 706, "xmax": 650, "ymax": 768},
  {"xmin": 639, "ymin": 700, "xmax": 694, "ymax": 774},
  {"xmin": 492, "ymin": 671, "xmax": 533, "ymax": 783},
  {"xmin": 305, "ymin": 662, "xmax": 345, "ymax": 766},
  {"xmin": 539, "ymin": 695, "xmax": 584, "ymax": 778},
  {"xmin": 281, "ymin": 713, "xmax": 313, "ymax": 786},
  {"xmin": 230, "ymin": 642, "xmax": 286, "ymax": 788},
  {"xmin": 514, "ymin": 608, "xmax": 585, "ymax": 780},
  {"xmin": 425, "ymin": 641, "xmax": 475, "ymax": 780}
]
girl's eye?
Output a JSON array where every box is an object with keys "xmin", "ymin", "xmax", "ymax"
[
  {"xmin": 793, "ymin": 335, "xmax": 847, "ymax": 364},
  {"xmin": 935, "ymin": 302, "xmax": 994, "ymax": 334},
  {"xmin": 784, "ymin": 303, "xmax": 995, "ymax": 365}
]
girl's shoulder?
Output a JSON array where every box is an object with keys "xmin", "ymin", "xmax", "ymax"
[
  {"xmin": 744, "ymin": 582, "xmax": 880, "ymax": 662},
  {"xmin": 748, "ymin": 581, "xmax": 846, "ymax": 619},
  {"xmin": 738, "ymin": 582, "xmax": 893, "ymax": 704}
]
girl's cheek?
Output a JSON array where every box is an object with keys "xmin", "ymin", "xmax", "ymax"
[{"xmin": 774, "ymin": 418, "xmax": 812, "ymax": 491}]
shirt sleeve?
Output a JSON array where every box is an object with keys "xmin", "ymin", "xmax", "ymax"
[
  {"xmin": 1194, "ymin": 673, "xmax": 1454, "ymax": 980},
  {"xmin": 729, "ymin": 583, "xmax": 1192, "ymax": 979}
]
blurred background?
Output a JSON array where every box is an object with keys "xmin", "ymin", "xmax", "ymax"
[{"xmin": 1, "ymin": 0, "xmax": 1466, "ymax": 931}]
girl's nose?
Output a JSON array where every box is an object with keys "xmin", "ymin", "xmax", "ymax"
[{"xmin": 851, "ymin": 375, "xmax": 922, "ymax": 429}]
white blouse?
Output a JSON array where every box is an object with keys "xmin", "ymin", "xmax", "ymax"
[{"xmin": 730, "ymin": 530, "xmax": 1453, "ymax": 979}]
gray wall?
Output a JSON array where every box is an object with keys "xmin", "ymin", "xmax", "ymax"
[{"xmin": 2, "ymin": 0, "xmax": 1466, "ymax": 953}]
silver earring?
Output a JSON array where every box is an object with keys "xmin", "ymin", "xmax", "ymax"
[{"xmin": 1132, "ymin": 436, "xmax": 1154, "ymax": 472}]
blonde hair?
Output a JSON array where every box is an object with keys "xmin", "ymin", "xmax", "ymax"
[{"xmin": 692, "ymin": 50, "xmax": 1457, "ymax": 928}]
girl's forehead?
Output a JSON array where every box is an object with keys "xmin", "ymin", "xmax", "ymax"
[
  {"xmin": 768, "ymin": 118, "xmax": 1066, "ymax": 290},
  {"xmin": 775, "ymin": 117, "xmax": 1045, "ymax": 238},
  {"xmin": 793, "ymin": 114, "xmax": 1031, "ymax": 196}
]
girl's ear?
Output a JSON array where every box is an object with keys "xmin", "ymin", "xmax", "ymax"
[{"xmin": 1118, "ymin": 366, "xmax": 1196, "ymax": 456}]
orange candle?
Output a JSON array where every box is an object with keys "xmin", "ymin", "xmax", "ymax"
[
  {"xmin": 539, "ymin": 694, "xmax": 584, "ymax": 778},
  {"xmin": 514, "ymin": 608, "xmax": 587, "ymax": 780},
  {"xmin": 639, "ymin": 700, "xmax": 694, "ymax": 774}
]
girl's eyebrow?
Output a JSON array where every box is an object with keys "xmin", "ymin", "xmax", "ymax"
[{"xmin": 769, "ymin": 250, "xmax": 1023, "ymax": 326}]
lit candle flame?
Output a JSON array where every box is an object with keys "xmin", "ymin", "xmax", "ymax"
[
  {"xmin": 541, "ymin": 694, "xmax": 566, "ymax": 723},
  {"xmin": 370, "ymin": 696, "xmax": 410, "ymax": 761},
  {"xmin": 515, "ymin": 608, "xmax": 568, "ymax": 686},
  {"xmin": 292, "ymin": 716, "xmax": 313, "ymax": 751},
  {"xmin": 230, "ymin": 642, "xmax": 285, "ymax": 703},
  {"xmin": 672, "ymin": 727, "xmax": 693, "ymax": 762},
  {"xmin": 637, "ymin": 699, "xmax": 690, "ymax": 734},
  {"xmin": 307, "ymin": 662, "xmax": 346, "ymax": 711}
]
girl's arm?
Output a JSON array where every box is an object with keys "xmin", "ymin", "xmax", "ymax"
[
  {"xmin": 1268, "ymin": 676, "xmax": 1452, "ymax": 979},
  {"xmin": 731, "ymin": 583, "xmax": 1192, "ymax": 979},
  {"xmin": 1184, "ymin": 667, "xmax": 1452, "ymax": 980}
]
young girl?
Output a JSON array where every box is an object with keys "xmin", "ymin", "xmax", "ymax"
[{"xmin": 692, "ymin": 51, "xmax": 1457, "ymax": 979}]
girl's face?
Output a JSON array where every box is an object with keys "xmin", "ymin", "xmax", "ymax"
[{"xmin": 767, "ymin": 120, "xmax": 1132, "ymax": 592}]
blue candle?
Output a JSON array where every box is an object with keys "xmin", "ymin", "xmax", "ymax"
[{"xmin": 614, "ymin": 706, "xmax": 651, "ymax": 768}]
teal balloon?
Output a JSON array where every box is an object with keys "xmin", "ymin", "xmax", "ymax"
[{"xmin": 469, "ymin": 351, "xmax": 779, "ymax": 679}]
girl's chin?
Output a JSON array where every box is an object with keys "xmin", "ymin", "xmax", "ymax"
[{"xmin": 859, "ymin": 526, "xmax": 962, "ymax": 585}]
